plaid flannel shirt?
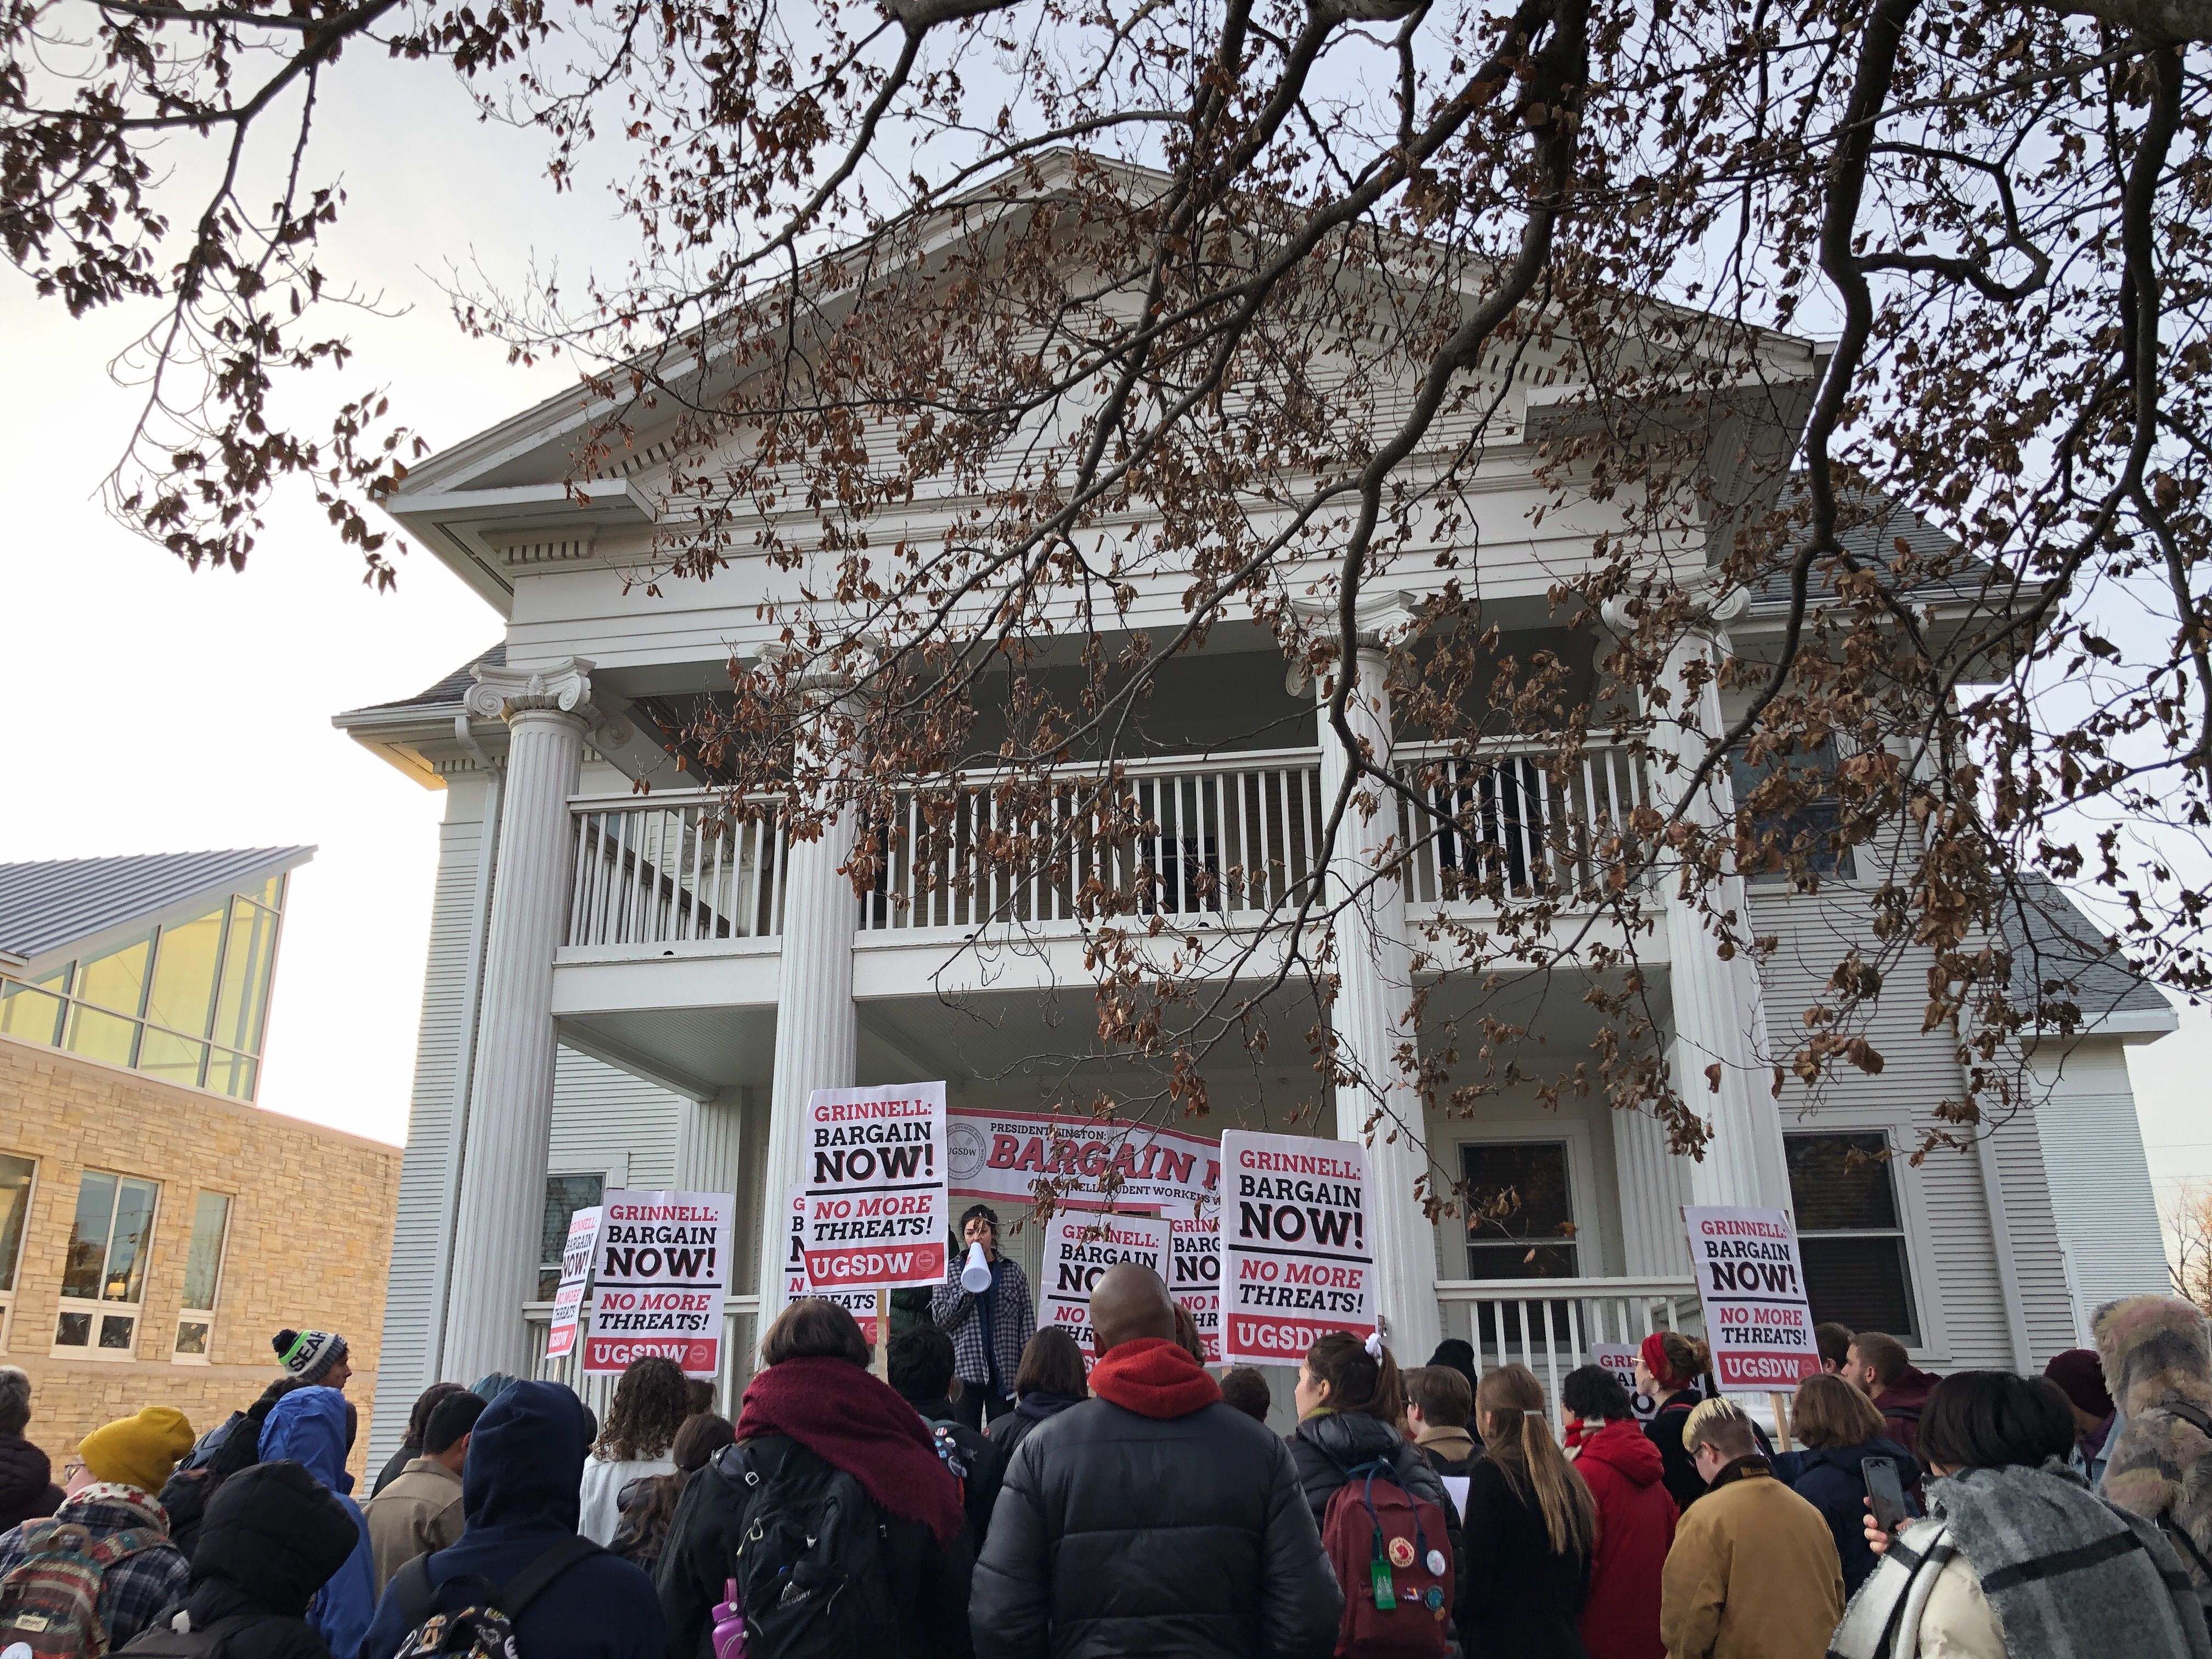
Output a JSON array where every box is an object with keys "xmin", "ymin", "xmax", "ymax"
[
  {"xmin": 930, "ymin": 1254, "xmax": 1035, "ymax": 1396},
  {"xmin": 0, "ymin": 1483, "xmax": 192, "ymax": 1650}
]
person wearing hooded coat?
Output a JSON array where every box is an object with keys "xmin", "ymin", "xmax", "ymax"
[
  {"xmin": 257, "ymin": 1387, "xmax": 376, "ymax": 1659},
  {"xmin": 358, "ymin": 1382, "xmax": 664, "ymax": 1659},
  {"xmin": 162, "ymin": 1378, "xmax": 308, "ymax": 1561},
  {"xmin": 1559, "ymin": 1366, "xmax": 1674, "ymax": 1659},
  {"xmin": 131, "ymin": 1459, "xmax": 363, "ymax": 1659},
  {"xmin": 0, "ymin": 1367, "xmax": 61, "ymax": 1534}
]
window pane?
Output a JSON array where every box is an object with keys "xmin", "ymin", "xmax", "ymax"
[
  {"xmin": 105, "ymin": 1178, "xmax": 158, "ymax": 1303},
  {"xmin": 1786, "ymin": 1134, "xmax": 1900, "ymax": 1231},
  {"xmin": 181, "ymin": 1192, "xmax": 231, "ymax": 1311},
  {"xmin": 204, "ymin": 1049, "xmax": 256, "ymax": 1100},
  {"xmin": 175, "ymin": 1319, "xmax": 211, "ymax": 1356},
  {"xmin": 254, "ymin": 875, "xmax": 286, "ymax": 910},
  {"xmin": 0, "ymin": 982, "xmax": 64, "ymax": 1046},
  {"xmin": 64, "ymin": 1004, "xmax": 140, "ymax": 1068},
  {"xmin": 76, "ymin": 934, "xmax": 153, "ymax": 1015},
  {"xmin": 55, "ymin": 1312, "xmax": 91, "ymax": 1347},
  {"xmin": 145, "ymin": 905, "xmax": 227, "ymax": 1039},
  {"xmin": 63, "ymin": 1172, "xmax": 117, "ymax": 1300},
  {"xmin": 99, "ymin": 1314, "xmax": 137, "ymax": 1351},
  {"xmin": 1461, "ymin": 1142, "xmax": 1575, "ymax": 1248},
  {"xmin": 1803, "ymin": 1236, "xmax": 1918, "ymax": 1339},
  {"xmin": 212, "ymin": 901, "xmax": 279, "ymax": 1055},
  {"xmin": 0, "ymin": 1154, "xmax": 33, "ymax": 1293},
  {"xmin": 539, "ymin": 1175, "xmax": 605, "ymax": 1300},
  {"xmin": 1465, "ymin": 1241, "xmax": 1581, "ymax": 1280},
  {"xmin": 138, "ymin": 1030, "xmax": 209, "ymax": 1088}
]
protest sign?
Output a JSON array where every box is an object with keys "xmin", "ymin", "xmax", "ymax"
[
  {"xmin": 798, "ymin": 1082, "xmax": 949, "ymax": 1290},
  {"xmin": 783, "ymin": 1183, "xmax": 879, "ymax": 1344},
  {"xmin": 1591, "ymin": 1341, "xmax": 1657, "ymax": 1422},
  {"xmin": 1219, "ymin": 1130, "xmax": 1374, "ymax": 1365},
  {"xmin": 1170, "ymin": 1210, "xmax": 1221, "ymax": 1363},
  {"xmin": 1041, "ymin": 1212, "xmax": 1172, "ymax": 1363},
  {"xmin": 947, "ymin": 1105, "xmax": 1221, "ymax": 1214},
  {"xmin": 585, "ymin": 1189, "xmax": 732, "ymax": 1376},
  {"xmin": 545, "ymin": 1205, "xmax": 602, "ymax": 1361},
  {"xmin": 1681, "ymin": 1205, "xmax": 1821, "ymax": 1391}
]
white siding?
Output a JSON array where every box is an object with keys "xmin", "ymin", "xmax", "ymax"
[
  {"xmin": 2031, "ymin": 1037, "xmax": 2173, "ymax": 1325},
  {"xmin": 550, "ymin": 1048, "xmax": 682, "ymax": 1189}
]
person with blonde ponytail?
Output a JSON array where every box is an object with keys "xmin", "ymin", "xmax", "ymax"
[{"xmin": 1461, "ymin": 1364, "xmax": 1596, "ymax": 1659}]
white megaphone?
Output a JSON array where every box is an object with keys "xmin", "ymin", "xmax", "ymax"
[{"xmin": 961, "ymin": 1239, "xmax": 994, "ymax": 1293}]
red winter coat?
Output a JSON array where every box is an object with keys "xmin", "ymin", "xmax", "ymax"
[{"xmin": 1574, "ymin": 1418, "xmax": 1678, "ymax": 1659}]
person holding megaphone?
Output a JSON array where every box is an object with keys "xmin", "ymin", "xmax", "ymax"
[{"xmin": 930, "ymin": 1203, "xmax": 1036, "ymax": 1429}]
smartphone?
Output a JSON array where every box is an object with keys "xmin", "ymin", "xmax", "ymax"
[{"xmin": 1864, "ymin": 1455, "xmax": 1910, "ymax": 1534}]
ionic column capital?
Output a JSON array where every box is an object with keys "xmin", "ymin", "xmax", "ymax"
[
  {"xmin": 1598, "ymin": 577, "xmax": 1748, "ymax": 642},
  {"xmin": 1286, "ymin": 589, "xmax": 1421, "ymax": 697},
  {"xmin": 465, "ymin": 657, "xmax": 603, "ymax": 725}
]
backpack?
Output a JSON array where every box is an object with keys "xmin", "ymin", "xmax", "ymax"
[
  {"xmin": 386, "ymin": 1535, "xmax": 602, "ymax": 1659},
  {"xmin": 0, "ymin": 1520, "xmax": 166, "ymax": 1659},
  {"xmin": 716, "ymin": 1440, "xmax": 900, "ymax": 1659},
  {"xmin": 115, "ymin": 1612, "xmax": 260, "ymax": 1659},
  {"xmin": 1318, "ymin": 1462, "xmax": 1454, "ymax": 1659}
]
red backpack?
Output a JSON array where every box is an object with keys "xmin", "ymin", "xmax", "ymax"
[
  {"xmin": 0, "ymin": 1519, "xmax": 165, "ymax": 1659},
  {"xmin": 1318, "ymin": 1463, "xmax": 1454, "ymax": 1658}
]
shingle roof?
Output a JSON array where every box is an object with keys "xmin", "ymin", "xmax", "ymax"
[
  {"xmin": 1999, "ymin": 873, "xmax": 2172, "ymax": 1026},
  {"xmin": 0, "ymin": 848, "xmax": 312, "ymax": 964},
  {"xmin": 351, "ymin": 643, "xmax": 505, "ymax": 715},
  {"xmin": 1752, "ymin": 486, "xmax": 1999, "ymax": 606}
]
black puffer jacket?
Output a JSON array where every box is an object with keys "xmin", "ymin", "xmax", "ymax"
[
  {"xmin": 0, "ymin": 1431, "xmax": 61, "ymax": 1534},
  {"xmin": 1290, "ymin": 1411, "xmax": 1468, "ymax": 1653},
  {"xmin": 139, "ymin": 1459, "xmax": 362, "ymax": 1659},
  {"xmin": 987, "ymin": 1392, "xmax": 1082, "ymax": 1465},
  {"xmin": 971, "ymin": 1396, "xmax": 1342, "ymax": 1659}
]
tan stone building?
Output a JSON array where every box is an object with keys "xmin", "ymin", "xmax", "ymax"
[{"xmin": 0, "ymin": 849, "xmax": 400, "ymax": 1477}]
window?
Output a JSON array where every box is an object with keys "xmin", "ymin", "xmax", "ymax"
[
  {"xmin": 55, "ymin": 1170, "xmax": 160, "ymax": 1357},
  {"xmin": 540, "ymin": 1175, "xmax": 605, "ymax": 1300},
  {"xmin": 173, "ymin": 1191, "xmax": 233, "ymax": 1361},
  {"xmin": 1460, "ymin": 1141, "xmax": 1579, "ymax": 1279},
  {"xmin": 1786, "ymin": 1133, "xmax": 1918, "ymax": 1341},
  {"xmin": 0, "ymin": 872, "xmax": 287, "ymax": 1102},
  {"xmin": 0, "ymin": 1154, "xmax": 34, "ymax": 1342},
  {"xmin": 1733, "ymin": 741, "xmax": 1856, "ymax": 882}
]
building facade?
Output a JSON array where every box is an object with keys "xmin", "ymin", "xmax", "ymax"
[{"xmin": 0, "ymin": 850, "xmax": 402, "ymax": 1472}]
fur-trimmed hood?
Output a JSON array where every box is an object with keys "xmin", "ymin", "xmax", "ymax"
[{"xmin": 2095, "ymin": 1294, "xmax": 2212, "ymax": 1418}]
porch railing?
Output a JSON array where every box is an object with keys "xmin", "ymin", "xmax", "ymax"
[
  {"xmin": 524, "ymin": 1297, "xmax": 762, "ymax": 1419},
  {"xmin": 1397, "ymin": 740, "xmax": 1649, "ymax": 905},
  {"xmin": 565, "ymin": 793, "xmax": 786, "ymax": 949},
  {"xmin": 1434, "ymin": 1276, "xmax": 1702, "ymax": 1427}
]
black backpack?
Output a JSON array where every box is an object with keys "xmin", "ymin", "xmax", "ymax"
[
  {"xmin": 715, "ymin": 1440, "xmax": 900, "ymax": 1659},
  {"xmin": 386, "ymin": 1536, "xmax": 602, "ymax": 1659},
  {"xmin": 117, "ymin": 1611, "xmax": 261, "ymax": 1659}
]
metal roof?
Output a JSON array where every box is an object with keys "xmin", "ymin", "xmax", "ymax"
[{"xmin": 0, "ymin": 847, "xmax": 313, "ymax": 964}]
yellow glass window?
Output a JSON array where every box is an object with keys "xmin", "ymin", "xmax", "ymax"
[
  {"xmin": 211, "ymin": 901, "xmax": 278, "ymax": 1055},
  {"xmin": 145, "ymin": 905, "xmax": 226, "ymax": 1039},
  {"xmin": 204, "ymin": 1048, "xmax": 257, "ymax": 1101},
  {"xmin": 0, "ymin": 981, "xmax": 64, "ymax": 1046},
  {"xmin": 138, "ymin": 1029, "xmax": 208, "ymax": 1088},
  {"xmin": 64, "ymin": 1003, "xmax": 140, "ymax": 1068},
  {"xmin": 75, "ymin": 935, "xmax": 151, "ymax": 1015}
]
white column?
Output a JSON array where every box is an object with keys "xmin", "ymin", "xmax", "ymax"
[
  {"xmin": 753, "ymin": 685, "xmax": 863, "ymax": 1325},
  {"xmin": 1312, "ymin": 614, "xmax": 1443, "ymax": 1365},
  {"xmin": 1644, "ymin": 623, "xmax": 1791, "ymax": 1212},
  {"xmin": 675, "ymin": 1092, "xmax": 747, "ymax": 1195},
  {"xmin": 1612, "ymin": 1108, "xmax": 1693, "ymax": 1274},
  {"xmin": 443, "ymin": 658, "xmax": 602, "ymax": 1384}
]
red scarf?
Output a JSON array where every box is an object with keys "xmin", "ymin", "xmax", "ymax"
[
  {"xmin": 1088, "ymin": 1339, "xmax": 1221, "ymax": 1419},
  {"xmin": 736, "ymin": 1356, "xmax": 965, "ymax": 1545}
]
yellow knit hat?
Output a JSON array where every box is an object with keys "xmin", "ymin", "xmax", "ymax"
[{"xmin": 77, "ymin": 1406, "xmax": 195, "ymax": 1494}]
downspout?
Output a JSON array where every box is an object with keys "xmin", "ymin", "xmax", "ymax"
[
  {"xmin": 426, "ymin": 713, "xmax": 505, "ymax": 1383},
  {"xmin": 1973, "ymin": 1126, "xmax": 2035, "ymax": 1372}
]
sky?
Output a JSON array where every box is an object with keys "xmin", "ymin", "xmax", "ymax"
[{"xmin": 0, "ymin": 41, "xmax": 2204, "ymax": 1254}]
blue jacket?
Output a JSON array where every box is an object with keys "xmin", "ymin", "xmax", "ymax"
[
  {"xmin": 1774, "ymin": 1435, "xmax": 1916, "ymax": 1595},
  {"xmin": 258, "ymin": 1387, "xmax": 379, "ymax": 1659},
  {"xmin": 358, "ymin": 1381, "xmax": 664, "ymax": 1659}
]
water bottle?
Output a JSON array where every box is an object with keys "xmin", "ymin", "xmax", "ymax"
[{"xmin": 709, "ymin": 1578, "xmax": 747, "ymax": 1659}]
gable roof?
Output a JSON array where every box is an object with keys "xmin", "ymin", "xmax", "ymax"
[
  {"xmin": 1999, "ymin": 873, "xmax": 2174, "ymax": 1035},
  {"xmin": 351, "ymin": 643, "xmax": 505, "ymax": 716},
  {"xmin": 1751, "ymin": 485, "xmax": 2000, "ymax": 608},
  {"xmin": 0, "ymin": 847, "xmax": 313, "ymax": 968}
]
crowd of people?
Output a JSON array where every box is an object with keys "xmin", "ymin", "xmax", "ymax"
[{"xmin": 5, "ymin": 1283, "xmax": 2212, "ymax": 1659}]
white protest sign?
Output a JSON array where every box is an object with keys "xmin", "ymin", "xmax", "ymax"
[
  {"xmin": 1682, "ymin": 1205, "xmax": 1821, "ymax": 1392},
  {"xmin": 1170, "ymin": 1210, "xmax": 1222, "ymax": 1363},
  {"xmin": 947, "ymin": 1106, "xmax": 1222, "ymax": 1213},
  {"xmin": 798, "ymin": 1082, "xmax": 949, "ymax": 1291},
  {"xmin": 545, "ymin": 1205, "xmax": 602, "ymax": 1361},
  {"xmin": 586, "ymin": 1189, "xmax": 732, "ymax": 1376},
  {"xmin": 784, "ymin": 1183, "xmax": 880, "ymax": 1344},
  {"xmin": 1590, "ymin": 1341, "xmax": 1657, "ymax": 1423},
  {"xmin": 1041, "ymin": 1212, "xmax": 1172, "ymax": 1364},
  {"xmin": 1219, "ymin": 1130, "xmax": 1374, "ymax": 1366}
]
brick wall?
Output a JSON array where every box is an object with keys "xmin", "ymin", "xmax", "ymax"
[{"xmin": 0, "ymin": 1035, "xmax": 401, "ymax": 1480}]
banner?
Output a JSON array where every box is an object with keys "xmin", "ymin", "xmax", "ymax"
[
  {"xmin": 1041, "ymin": 1212, "xmax": 1172, "ymax": 1364},
  {"xmin": 798, "ymin": 1082, "xmax": 950, "ymax": 1290},
  {"xmin": 784, "ymin": 1183, "xmax": 880, "ymax": 1344},
  {"xmin": 947, "ymin": 1105, "xmax": 1220, "ymax": 1215},
  {"xmin": 1170, "ymin": 1211, "xmax": 1222, "ymax": 1363},
  {"xmin": 545, "ymin": 1205, "xmax": 602, "ymax": 1361},
  {"xmin": 1682, "ymin": 1205, "xmax": 1821, "ymax": 1391},
  {"xmin": 1219, "ymin": 1130, "xmax": 1374, "ymax": 1365},
  {"xmin": 585, "ymin": 1189, "xmax": 732, "ymax": 1376}
]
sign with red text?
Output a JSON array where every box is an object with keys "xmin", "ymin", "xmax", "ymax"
[
  {"xmin": 798, "ymin": 1082, "xmax": 949, "ymax": 1290},
  {"xmin": 1042, "ymin": 1212, "xmax": 1172, "ymax": 1364},
  {"xmin": 1590, "ymin": 1342, "xmax": 1657, "ymax": 1423},
  {"xmin": 1682, "ymin": 1205, "xmax": 1820, "ymax": 1391},
  {"xmin": 585, "ymin": 1189, "xmax": 732, "ymax": 1376},
  {"xmin": 1170, "ymin": 1210, "xmax": 1222, "ymax": 1363},
  {"xmin": 946, "ymin": 1106, "xmax": 1221, "ymax": 1215},
  {"xmin": 784, "ymin": 1183, "xmax": 879, "ymax": 1344},
  {"xmin": 544, "ymin": 1205, "xmax": 602, "ymax": 1361},
  {"xmin": 1220, "ymin": 1130, "xmax": 1374, "ymax": 1365}
]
